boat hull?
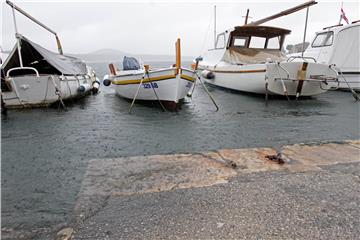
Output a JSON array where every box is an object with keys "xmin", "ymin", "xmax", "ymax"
[
  {"xmin": 338, "ymin": 73, "xmax": 360, "ymax": 91},
  {"xmin": 199, "ymin": 61, "xmax": 337, "ymax": 97},
  {"xmin": 1, "ymin": 74, "xmax": 96, "ymax": 108},
  {"xmin": 110, "ymin": 67, "xmax": 195, "ymax": 104}
]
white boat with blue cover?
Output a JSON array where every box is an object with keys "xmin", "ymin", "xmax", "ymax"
[{"xmin": 103, "ymin": 39, "xmax": 195, "ymax": 111}]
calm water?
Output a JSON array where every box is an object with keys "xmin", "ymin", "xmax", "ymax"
[{"xmin": 2, "ymin": 61, "xmax": 360, "ymax": 236}]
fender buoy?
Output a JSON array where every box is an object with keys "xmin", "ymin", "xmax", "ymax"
[
  {"xmin": 201, "ymin": 70, "xmax": 215, "ymax": 79},
  {"xmin": 103, "ymin": 74, "xmax": 111, "ymax": 86}
]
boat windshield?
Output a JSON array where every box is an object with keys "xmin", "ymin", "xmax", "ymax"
[
  {"xmin": 311, "ymin": 31, "xmax": 334, "ymax": 47},
  {"xmin": 229, "ymin": 26, "xmax": 290, "ymax": 50},
  {"xmin": 230, "ymin": 35, "xmax": 281, "ymax": 50}
]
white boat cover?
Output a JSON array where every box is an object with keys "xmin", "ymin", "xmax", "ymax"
[
  {"xmin": 2, "ymin": 35, "xmax": 87, "ymax": 75},
  {"xmin": 222, "ymin": 47, "xmax": 286, "ymax": 64},
  {"xmin": 330, "ymin": 25, "xmax": 360, "ymax": 71}
]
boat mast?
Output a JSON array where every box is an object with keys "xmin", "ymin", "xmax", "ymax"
[
  {"xmin": 246, "ymin": 0, "xmax": 317, "ymax": 26},
  {"xmin": 6, "ymin": 0, "xmax": 64, "ymax": 55},
  {"xmin": 214, "ymin": 5, "xmax": 216, "ymax": 49},
  {"xmin": 10, "ymin": 4, "xmax": 23, "ymax": 67},
  {"xmin": 301, "ymin": 7, "xmax": 310, "ymax": 57}
]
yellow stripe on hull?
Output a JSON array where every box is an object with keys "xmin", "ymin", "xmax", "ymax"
[
  {"xmin": 112, "ymin": 74, "xmax": 195, "ymax": 85},
  {"xmin": 112, "ymin": 74, "xmax": 176, "ymax": 85},
  {"xmin": 180, "ymin": 74, "xmax": 195, "ymax": 82}
]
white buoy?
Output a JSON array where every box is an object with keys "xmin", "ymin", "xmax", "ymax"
[
  {"xmin": 78, "ymin": 83, "xmax": 91, "ymax": 92},
  {"xmin": 103, "ymin": 74, "xmax": 111, "ymax": 86},
  {"xmin": 201, "ymin": 70, "xmax": 215, "ymax": 79},
  {"xmin": 92, "ymin": 78, "xmax": 100, "ymax": 93}
]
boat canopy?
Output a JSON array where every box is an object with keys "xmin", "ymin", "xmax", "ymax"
[
  {"xmin": 221, "ymin": 26, "xmax": 290, "ymax": 65},
  {"xmin": 2, "ymin": 36, "xmax": 88, "ymax": 76},
  {"xmin": 231, "ymin": 25, "xmax": 291, "ymax": 39}
]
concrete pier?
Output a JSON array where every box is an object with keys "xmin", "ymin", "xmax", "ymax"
[{"xmin": 71, "ymin": 140, "xmax": 360, "ymax": 239}]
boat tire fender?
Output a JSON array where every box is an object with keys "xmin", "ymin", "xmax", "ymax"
[
  {"xmin": 201, "ymin": 70, "xmax": 215, "ymax": 80},
  {"xmin": 103, "ymin": 74, "xmax": 111, "ymax": 86}
]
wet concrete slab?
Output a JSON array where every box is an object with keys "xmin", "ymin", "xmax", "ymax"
[
  {"xmin": 73, "ymin": 162, "xmax": 360, "ymax": 240},
  {"xmin": 74, "ymin": 140, "xmax": 360, "ymax": 228},
  {"xmin": 77, "ymin": 141, "xmax": 360, "ymax": 196}
]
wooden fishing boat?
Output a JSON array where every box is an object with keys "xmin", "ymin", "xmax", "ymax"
[
  {"xmin": 103, "ymin": 39, "xmax": 196, "ymax": 111},
  {"xmin": 197, "ymin": 1, "xmax": 339, "ymax": 99}
]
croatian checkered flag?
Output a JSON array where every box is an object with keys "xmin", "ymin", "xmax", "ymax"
[{"xmin": 340, "ymin": 6, "xmax": 349, "ymax": 24}]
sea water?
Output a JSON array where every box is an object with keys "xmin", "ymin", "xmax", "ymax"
[{"xmin": 2, "ymin": 61, "xmax": 360, "ymax": 236}]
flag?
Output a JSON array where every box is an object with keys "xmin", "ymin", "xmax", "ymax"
[{"xmin": 341, "ymin": 7, "xmax": 349, "ymax": 24}]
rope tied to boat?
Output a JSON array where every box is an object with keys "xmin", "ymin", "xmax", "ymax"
[
  {"xmin": 50, "ymin": 76, "xmax": 66, "ymax": 110},
  {"xmin": 146, "ymin": 70, "xmax": 167, "ymax": 112},
  {"xmin": 275, "ymin": 62, "xmax": 290, "ymax": 101},
  {"xmin": 128, "ymin": 73, "xmax": 145, "ymax": 114},
  {"xmin": 192, "ymin": 59, "xmax": 219, "ymax": 111},
  {"xmin": 329, "ymin": 64, "xmax": 359, "ymax": 101}
]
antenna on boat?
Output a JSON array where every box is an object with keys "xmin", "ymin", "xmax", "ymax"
[
  {"xmin": 246, "ymin": 0, "xmax": 317, "ymax": 26},
  {"xmin": 6, "ymin": 0, "xmax": 64, "ymax": 55},
  {"xmin": 242, "ymin": 9, "xmax": 252, "ymax": 25},
  {"xmin": 214, "ymin": 5, "xmax": 217, "ymax": 49}
]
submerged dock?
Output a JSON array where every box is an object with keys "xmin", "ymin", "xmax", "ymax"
[{"xmin": 68, "ymin": 140, "xmax": 360, "ymax": 240}]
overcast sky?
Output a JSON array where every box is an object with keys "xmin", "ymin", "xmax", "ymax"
[{"xmin": 1, "ymin": 0, "xmax": 359, "ymax": 57}]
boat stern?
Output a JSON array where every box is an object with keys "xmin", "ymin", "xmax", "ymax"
[{"xmin": 266, "ymin": 61, "xmax": 338, "ymax": 97}]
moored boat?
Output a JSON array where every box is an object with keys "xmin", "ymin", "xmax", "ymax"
[
  {"xmin": 103, "ymin": 39, "xmax": 195, "ymax": 111},
  {"xmin": 295, "ymin": 21, "xmax": 360, "ymax": 91},
  {"xmin": 1, "ymin": 1, "xmax": 100, "ymax": 109},
  {"xmin": 197, "ymin": 1, "xmax": 339, "ymax": 99}
]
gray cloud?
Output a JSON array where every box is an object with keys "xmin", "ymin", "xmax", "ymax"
[{"xmin": 1, "ymin": 0, "xmax": 359, "ymax": 56}]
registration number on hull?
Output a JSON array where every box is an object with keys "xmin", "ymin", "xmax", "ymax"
[{"xmin": 142, "ymin": 83, "xmax": 159, "ymax": 89}]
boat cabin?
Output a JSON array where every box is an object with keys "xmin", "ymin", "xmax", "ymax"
[
  {"xmin": 215, "ymin": 25, "xmax": 291, "ymax": 64},
  {"xmin": 304, "ymin": 22, "xmax": 360, "ymax": 69}
]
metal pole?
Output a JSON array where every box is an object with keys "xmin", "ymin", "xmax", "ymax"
[
  {"xmin": 245, "ymin": 9, "xmax": 250, "ymax": 25},
  {"xmin": 7, "ymin": 0, "xmax": 57, "ymax": 35},
  {"xmin": 6, "ymin": 0, "xmax": 63, "ymax": 55},
  {"xmin": 214, "ymin": 5, "xmax": 216, "ymax": 49},
  {"xmin": 11, "ymin": 6, "xmax": 23, "ymax": 67},
  {"xmin": 247, "ymin": 0, "xmax": 316, "ymax": 26},
  {"xmin": 301, "ymin": 7, "xmax": 309, "ymax": 57},
  {"xmin": 338, "ymin": 2, "xmax": 343, "ymax": 25}
]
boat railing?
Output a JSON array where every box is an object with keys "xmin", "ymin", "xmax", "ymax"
[
  {"xmin": 287, "ymin": 56, "xmax": 317, "ymax": 63},
  {"xmin": 276, "ymin": 62, "xmax": 290, "ymax": 79},
  {"xmin": 6, "ymin": 67, "xmax": 39, "ymax": 77}
]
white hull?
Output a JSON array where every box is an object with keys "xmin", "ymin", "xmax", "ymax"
[
  {"xmin": 290, "ymin": 22, "xmax": 360, "ymax": 91},
  {"xmin": 199, "ymin": 61, "xmax": 337, "ymax": 97},
  {"xmin": 2, "ymin": 74, "xmax": 96, "ymax": 108},
  {"xmin": 110, "ymin": 67, "xmax": 195, "ymax": 103},
  {"xmin": 338, "ymin": 74, "xmax": 360, "ymax": 91}
]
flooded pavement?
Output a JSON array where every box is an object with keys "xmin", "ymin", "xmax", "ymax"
[
  {"xmin": 75, "ymin": 141, "xmax": 360, "ymax": 215},
  {"xmin": 71, "ymin": 140, "xmax": 360, "ymax": 240},
  {"xmin": 1, "ymin": 62, "xmax": 360, "ymax": 239}
]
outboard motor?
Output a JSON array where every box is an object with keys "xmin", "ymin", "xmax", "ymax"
[
  {"xmin": 201, "ymin": 70, "xmax": 215, "ymax": 80},
  {"xmin": 103, "ymin": 74, "xmax": 111, "ymax": 86}
]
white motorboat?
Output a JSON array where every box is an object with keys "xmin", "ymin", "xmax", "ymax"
[
  {"xmin": 296, "ymin": 21, "xmax": 360, "ymax": 91},
  {"xmin": 197, "ymin": 1, "xmax": 339, "ymax": 99},
  {"xmin": 1, "ymin": 1, "xmax": 99, "ymax": 109},
  {"xmin": 103, "ymin": 39, "xmax": 195, "ymax": 111}
]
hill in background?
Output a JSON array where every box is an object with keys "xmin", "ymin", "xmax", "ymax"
[{"xmin": 71, "ymin": 48, "xmax": 195, "ymax": 63}]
